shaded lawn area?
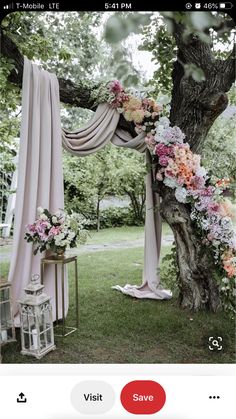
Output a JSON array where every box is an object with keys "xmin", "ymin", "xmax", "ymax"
[
  {"xmin": 85, "ymin": 223, "xmax": 172, "ymax": 245},
  {"xmin": 1, "ymin": 245, "xmax": 235, "ymax": 364}
]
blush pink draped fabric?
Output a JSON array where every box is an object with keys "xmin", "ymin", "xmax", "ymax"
[
  {"xmin": 9, "ymin": 57, "xmax": 68, "ymax": 325},
  {"xmin": 9, "ymin": 59, "xmax": 172, "ymax": 326},
  {"xmin": 62, "ymin": 103, "xmax": 172, "ymax": 300}
]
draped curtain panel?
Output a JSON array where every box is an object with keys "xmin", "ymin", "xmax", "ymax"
[
  {"xmin": 9, "ymin": 58, "xmax": 172, "ymax": 325},
  {"xmin": 8, "ymin": 57, "xmax": 68, "ymax": 325},
  {"xmin": 62, "ymin": 103, "xmax": 172, "ymax": 300}
]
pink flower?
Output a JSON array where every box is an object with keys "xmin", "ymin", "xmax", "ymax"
[
  {"xmin": 35, "ymin": 220, "xmax": 50, "ymax": 234},
  {"xmin": 207, "ymin": 202, "xmax": 220, "ymax": 214},
  {"xmin": 188, "ymin": 175, "xmax": 206, "ymax": 191},
  {"xmin": 207, "ymin": 233, "xmax": 214, "ymax": 241},
  {"xmin": 155, "ymin": 143, "xmax": 173, "ymax": 157},
  {"xmin": 159, "ymin": 155, "xmax": 170, "ymax": 167},
  {"xmin": 156, "ymin": 171, "xmax": 163, "ymax": 181},
  {"xmin": 177, "ymin": 177, "xmax": 184, "ymax": 186},
  {"xmin": 145, "ymin": 136, "xmax": 156, "ymax": 147},
  {"xmin": 49, "ymin": 226, "xmax": 61, "ymax": 237},
  {"xmin": 109, "ymin": 80, "xmax": 123, "ymax": 94},
  {"xmin": 26, "ymin": 223, "xmax": 36, "ymax": 233},
  {"xmin": 165, "ymin": 169, "xmax": 175, "ymax": 178},
  {"xmin": 200, "ymin": 186, "xmax": 215, "ymax": 197}
]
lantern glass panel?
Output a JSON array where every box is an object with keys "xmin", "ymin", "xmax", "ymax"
[
  {"xmin": 46, "ymin": 329, "xmax": 53, "ymax": 346},
  {"xmin": 1, "ymin": 301, "xmax": 11, "ymax": 328},
  {"xmin": 0, "ymin": 287, "xmax": 10, "ymax": 302},
  {"xmin": 23, "ymin": 332, "xmax": 31, "ymax": 350}
]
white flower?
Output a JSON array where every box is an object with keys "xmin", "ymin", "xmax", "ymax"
[
  {"xmin": 68, "ymin": 232, "xmax": 76, "ymax": 240},
  {"xmin": 117, "ymin": 107, "xmax": 124, "ymax": 113},
  {"xmin": 37, "ymin": 207, "xmax": 44, "ymax": 215},
  {"xmin": 144, "ymin": 111, "xmax": 151, "ymax": 118},
  {"xmin": 159, "ymin": 116, "xmax": 170, "ymax": 128},
  {"xmin": 57, "ymin": 233, "xmax": 65, "ymax": 240},
  {"xmin": 195, "ymin": 166, "xmax": 207, "ymax": 178},
  {"xmin": 175, "ymin": 187, "xmax": 187, "ymax": 203},
  {"xmin": 163, "ymin": 177, "xmax": 178, "ymax": 189},
  {"xmin": 155, "ymin": 125, "xmax": 165, "ymax": 136},
  {"xmin": 40, "ymin": 214, "xmax": 48, "ymax": 221},
  {"xmin": 200, "ymin": 219, "xmax": 209, "ymax": 230},
  {"xmin": 222, "ymin": 277, "xmax": 229, "ymax": 284},
  {"xmin": 52, "ymin": 216, "xmax": 57, "ymax": 224}
]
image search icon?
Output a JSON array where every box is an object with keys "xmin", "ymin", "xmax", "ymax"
[{"xmin": 208, "ymin": 336, "xmax": 223, "ymax": 351}]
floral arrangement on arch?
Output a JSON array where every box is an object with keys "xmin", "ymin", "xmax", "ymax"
[
  {"xmin": 25, "ymin": 208, "xmax": 87, "ymax": 255},
  {"xmin": 100, "ymin": 79, "xmax": 236, "ymax": 312}
]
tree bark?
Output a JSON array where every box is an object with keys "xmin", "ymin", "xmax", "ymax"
[
  {"xmin": 157, "ymin": 23, "xmax": 236, "ymax": 311},
  {"xmin": 158, "ymin": 186, "xmax": 220, "ymax": 311},
  {"xmin": 96, "ymin": 198, "xmax": 101, "ymax": 232}
]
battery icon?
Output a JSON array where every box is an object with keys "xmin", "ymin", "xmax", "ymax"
[{"xmin": 219, "ymin": 2, "xmax": 233, "ymax": 8}]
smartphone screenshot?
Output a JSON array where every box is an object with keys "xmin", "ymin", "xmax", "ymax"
[{"xmin": 0, "ymin": 1, "xmax": 235, "ymax": 417}]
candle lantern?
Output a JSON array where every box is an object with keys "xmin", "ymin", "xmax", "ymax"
[
  {"xmin": 0, "ymin": 280, "xmax": 16, "ymax": 346},
  {"xmin": 19, "ymin": 274, "xmax": 56, "ymax": 359}
]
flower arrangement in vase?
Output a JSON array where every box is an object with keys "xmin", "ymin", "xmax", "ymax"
[{"xmin": 25, "ymin": 208, "xmax": 87, "ymax": 257}]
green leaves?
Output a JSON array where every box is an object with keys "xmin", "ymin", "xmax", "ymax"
[
  {"xmin": 104, "ymin": 13, "xmax": 151, "ymax": 44},
  {"xmin": 202, "ymin": 111, "xmax": 236, "ymax": 199},
  {"xmin": 58, "ymin": 47, "xmax": 72, "ymax": 62},
  {"xmin": 189, "ymin": 11, "xmax": 220, "ymax": 32},
  {"xmin": 184, "ymin": 63, "xmax": 206, "ymax": 82}
]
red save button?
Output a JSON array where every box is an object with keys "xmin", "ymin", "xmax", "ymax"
[{"xmin": 120, "ymin": 380, "xmax": 166, "ymax": 414}]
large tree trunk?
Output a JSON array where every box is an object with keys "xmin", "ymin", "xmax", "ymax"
[
  {"xmin": 1, "ymin": 21, "xmax": 235, "ymax": 311},
  {"xmin": 160, "ymin": 188, "xmax": 220, "ymax": 311},
  {"xmin": 156, "ymin": 23, "xmax": 235, "ymax": 311}
]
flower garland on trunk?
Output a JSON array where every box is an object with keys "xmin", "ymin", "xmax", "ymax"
[{"xmin": 99, "ymin": 80, "xmax": 236, "ymax": 313}]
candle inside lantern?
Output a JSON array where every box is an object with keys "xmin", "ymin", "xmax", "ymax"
[
  {"xmin": 31, "ymin": 329, "xmax": 38, "ymax": 349},
  {"xmin": 1, "ymin": 330, "xmax": 8, "ymax": 342}
]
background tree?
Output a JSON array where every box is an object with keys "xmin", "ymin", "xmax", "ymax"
[
  {"xmin": 63, "ymin": 145, "xmax": 146, "ymax": 230},
  {"xmin": 1, "ymin": 10, "xmax": 235, "ymax": 311}
]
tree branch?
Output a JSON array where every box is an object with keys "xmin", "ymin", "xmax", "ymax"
[
  {"xmin": 169, "ymin": 21, "xmax": 234, "ymax": 152},
  {"xmin": 1, "ymin": 30, "xmax": 98, "ymax": 109},
  {"xmin": 1, "ymin": 30, "xmax": 137, "ymax": 137},
  {"xmin": 173, "ymin": 22, "xmax": 215, "ymax": 70}
]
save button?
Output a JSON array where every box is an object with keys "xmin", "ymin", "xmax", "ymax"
[{"xmin": 120, "ymin": 380, "xmax": 166, "ymax": 414}]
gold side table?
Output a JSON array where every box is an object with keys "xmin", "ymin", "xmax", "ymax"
[{"xmin": 40, "ymin": 254, "xmax": 78, "ymax": 337}]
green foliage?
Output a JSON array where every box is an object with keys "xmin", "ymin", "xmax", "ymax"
[
  {"xmin": 202, "ymin": 114, "xmax": 236, "ymax": 198},
  {"xmin": 104, "ymin": 13, "xmax": 151, "ymax": 44},
  {"xmin": 183, "ymin": 63, "xmax": 206, "ymax": 82},
  {"xmin": 140, "ymin": 17, "xmax": 177, "ymax": 96},
  {"xmin": 63, "ymin": 144, "xmax": 146, "ymax": 228},
  {"xmin": 1, "ymin": 11, "xmax": 144, "ymax": 179},
  {"xmin": 88, "ymin": 206, "xmax": 140, "ymax": 230},
  {"xmin": 160, "ymin": 243, "xmax": 179, "ymax": 296},
  {"xmin": 162, "ymin": 11, "xmax": 222, "ymax": 44}
]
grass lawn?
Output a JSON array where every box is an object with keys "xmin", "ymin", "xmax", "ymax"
[
  {"xmin": 85, "ymin": 222, "xmax": 172, "ymax": 245},
  {"xmin": 1, "ymin": 237, "xmax": 235, "ymax": 364},
  {"xmin": 0, "ymin": 224, "xmax": 173, "ymax": 256}
]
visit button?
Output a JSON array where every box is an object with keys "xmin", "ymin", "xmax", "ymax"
[{"xmin": 120, "ymin": 380, "xmax": 166, "ymax": 414}]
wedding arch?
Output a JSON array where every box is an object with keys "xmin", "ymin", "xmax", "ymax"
[{"xmin": 2, "ymin": 16, "xmax": 235, "ymax": 321}]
